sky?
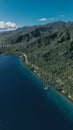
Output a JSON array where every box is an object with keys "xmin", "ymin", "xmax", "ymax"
[{"xmin": 0, "ymin": 0, "xmax": 73, "ymax": 30}]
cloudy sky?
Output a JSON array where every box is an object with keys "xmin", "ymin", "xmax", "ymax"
[{"xmin": 0, "ymin": 0, "xmax": 73, "ymax": 31}]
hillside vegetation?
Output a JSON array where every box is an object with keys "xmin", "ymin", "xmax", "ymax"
[{"xmin": 0, "ymin": 21, "xmax": 73, "ymax": 100}]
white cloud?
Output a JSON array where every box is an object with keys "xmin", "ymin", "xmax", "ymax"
[
  {"xmin": 0, "ymin": 21, "xmax": 19, "ymax": 31},
  {"xmin": 38, "ymin": 15, "xmax": 65, "ymax": 23},
  {"xmin": 38, "ymin": 17, "xmax": 57, "ymax": 22},
  {"xmin": 38, "ymin": 18, "xmax": 48, "ymax": 21}
]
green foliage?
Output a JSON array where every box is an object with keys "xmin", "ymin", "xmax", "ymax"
[
  {"xmin": 55, "ymin": 85, "xmax": 63, "ymax": 91},
  {"xmin": 0, "ymin": 21, "xmax": 73, "ymax": 99}
]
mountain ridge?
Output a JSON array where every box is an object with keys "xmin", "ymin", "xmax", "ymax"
[
  {"xmin": 0, "ymin": 21, "xmax": 73, "ymax": 45},
  {"xmin": 0, "ymin": 21, "xmax": 73, "ymax": 100}
]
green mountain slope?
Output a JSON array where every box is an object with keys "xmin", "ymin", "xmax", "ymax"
[
  {"xmin": 0, "ymin": 21, "xmax": 73, "ymax": 100},
  {"xmin": 0, "ymin": 21, "xmax": 66, "ymax": 44}
]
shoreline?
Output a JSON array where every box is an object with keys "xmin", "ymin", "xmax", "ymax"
[{"xmin": 19, "ymin": 54, "xmax": 73, "ymax": 104}]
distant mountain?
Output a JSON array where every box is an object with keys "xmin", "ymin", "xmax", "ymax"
[
  {"xmin": 0, "ymin": 21, "xmax": 72, "ymax": 44},
  {"xmin": 0, "ymin": 21, "xmax": 73, "ymax": 100}
]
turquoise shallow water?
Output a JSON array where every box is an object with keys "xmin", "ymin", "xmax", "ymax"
[{"xmin": 0, "ymin": 56, "xmax": 73, "ymax": 130}]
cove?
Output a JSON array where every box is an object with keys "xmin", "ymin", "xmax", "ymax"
[{"xmin": 0, "ymin": 56, "xmax": 73, "ymax": 130}]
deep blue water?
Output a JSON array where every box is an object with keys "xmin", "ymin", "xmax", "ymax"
[{"xmin": 0, "ymin": 56, "xmax": 73, "ymax": 130}]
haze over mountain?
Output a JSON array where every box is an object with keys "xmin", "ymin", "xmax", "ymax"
[
  {"xmin": 0, "ymin": 20, "xmax": 73, "ymax": 100},
  {"xmin": 0, "ymin": 21, "xmax": 73, "ymax": 44},
  {"xmin": 1, "ymin": 0, "xmax": 73, "ymax": 129},
  {"xmin": 0, "ymin": 20, "xmax": 73, "ymax": 52}
]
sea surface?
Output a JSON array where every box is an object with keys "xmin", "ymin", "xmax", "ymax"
[{"xmin": 0, "ymin": 56, "xmax": 73, "ymax": 130}]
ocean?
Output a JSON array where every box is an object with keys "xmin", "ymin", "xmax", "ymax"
[{"xmin": 0, "ymin": 56, "xmax": 73, "ymax": 130}]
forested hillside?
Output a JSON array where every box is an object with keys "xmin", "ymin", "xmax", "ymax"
[{"xmin": 0, "ymin": 21, "xmax": 73, "ymax": 100}]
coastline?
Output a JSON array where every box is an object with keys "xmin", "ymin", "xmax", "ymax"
[{"xmin": 19, "ymin": 53, "xmax": 73, "ymax": 104}]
